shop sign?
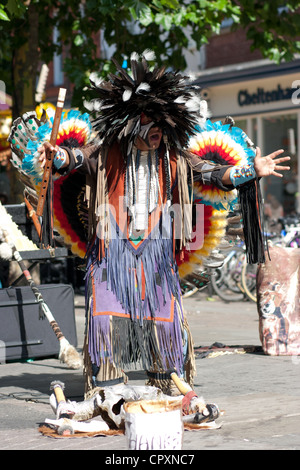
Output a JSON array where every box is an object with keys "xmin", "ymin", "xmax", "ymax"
[{"xmin": 238, "ymin": 83, "xmax": 300, "ymax": 106}]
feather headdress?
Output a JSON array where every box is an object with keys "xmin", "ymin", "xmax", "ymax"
[{"xmin": 85, "ymin": 49, "xmax": 208, "ymax": 154}]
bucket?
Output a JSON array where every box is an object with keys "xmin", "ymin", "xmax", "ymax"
[{"xmin": 124, "ymin": 399, "xmax": 183, "ymax": 450}]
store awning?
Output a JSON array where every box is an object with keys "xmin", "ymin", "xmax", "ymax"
[{"xmin": 194, "ymin": 58, "xmax": 300, "ymax": 88}]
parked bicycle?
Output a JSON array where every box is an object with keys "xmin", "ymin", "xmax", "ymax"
[
  {"xmin": 180, "ymin": 214, "xmax": 300, "ymax": 302},
  {"xmin": 180, "ymin": 239, "xmax": 248, "ymax": 301},
  {"xmin": 209, "ymin": 241, "xmax": 247, "ymax": 302}
]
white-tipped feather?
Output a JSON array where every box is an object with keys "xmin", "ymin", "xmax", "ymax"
[
  {"xmin": 92, "ymin": 99, "xmax": 104, "ymax": 112},
  {"xmin": 174, "ymin": 96, "xmax": 187, "ymax": 104},
  {"xmin": 185, "ymin": 97, "xmax": 201, "ymax": 112},
  {"xmin": 186, "ymin": 73, "xmax": 196, "ymax": 83},
  {"xmin": 200, "ymin": 100, "xmax": 209, "ymax": 119},
  {"xmin": 89, "ymin": 72, "xmax": 103, "ymax": 87},
  {"xmin": 142, "ymin": 49, "xmax": 156, "ymax": 61},
  {"xmin": 135, "ymin": 82, "xmax": 150, "ymax": 94},
  {"xmin": 83, "ymin": 100, "xmax": 95, "ymax": 111},
  {"xmin": 130, "ymin": 52, "xmax": 140, "ymax": 61},
  {"xmin": 122, "ymin": 88, "xmax": 133, "ymax": 101},
  {"xmin": 200, "ymin": 99, "xmax": 207, "ymax": 113},
  {"xmin": 89, "ymin": 71, "xmax": 97, "ymax": 83}
]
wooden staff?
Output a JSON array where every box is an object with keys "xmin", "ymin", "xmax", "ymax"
[
  {"xmin": 0, "ymin": 202, "xmax": 82, "ymax": 370},
  {"xmin": 11, "ymin": 246, "xmax": 82, "ymax": 369},
  {"xmin": 36, "ymin": 88, "xmax": 67, "ymax": 217},
  {"xmin": 24, "ymin": 195, "xmax": 42, "ymax": 240}
]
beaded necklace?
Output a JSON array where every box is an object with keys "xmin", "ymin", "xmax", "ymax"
[{"xmin": 126, "ymin": 146, "xmax": 171, "ymax": 234}]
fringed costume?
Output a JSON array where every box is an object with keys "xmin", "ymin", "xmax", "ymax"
[{"xmin": 9, "ymin": 50, "xmax": 267, "ymax": 397}]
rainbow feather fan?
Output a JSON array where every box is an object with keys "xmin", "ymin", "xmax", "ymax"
[
  {"xmin": 21, "ymin": 109, "xmax": 92, "ymax": 184},
  {"xmin": 188, "ymin": 118, "xmax": 256, "ymax": 211},
  {"xmin": 176, "ymin": 118, "xmax": 255, "ymax": 277},
  {"xmin": 9, "ymin": 109, "xmax": 92, "ymax": 258},
  {"xmin": 176, "ymin": 204, "xmax": 228, "ymax": 279}
]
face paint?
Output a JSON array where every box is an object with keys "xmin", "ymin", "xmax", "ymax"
[
  {"xmin": 135, "ymin": 115, "xmax": 163, "ymax": 150},
  {"xmin": 139, "ymin": 122, "xmax": 154, "ymax": 143}
]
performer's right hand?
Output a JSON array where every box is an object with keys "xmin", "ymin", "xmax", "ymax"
[
  {"xmin": 38, "ymin": 142, "xmax": 59, "ymax": 168},
  {"xmin": 38, "ymin": 142, "xmax": 68, "ymax": 169}
]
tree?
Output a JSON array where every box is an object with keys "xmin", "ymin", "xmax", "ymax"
[{"xmin": 1, "ymin": 0, "xmax": 300, "ymax": 116}]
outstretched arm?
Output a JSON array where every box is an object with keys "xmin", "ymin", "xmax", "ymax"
[{"xmin": 221, "ymin": 147, "xmax": 290, "ymax": 186}]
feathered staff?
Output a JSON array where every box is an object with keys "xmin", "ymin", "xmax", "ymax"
[{"xmin": 0, "ymin": 202, "xmax": 82, "ymax": 369}]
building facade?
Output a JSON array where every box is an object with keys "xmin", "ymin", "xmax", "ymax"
[
  {"xmin": 191, "ymin": 26, "xmax": 300, "ymax": 217},
  {"xmin": 194, "ymin": 59, "xmax": 300, "ymax": 216}
]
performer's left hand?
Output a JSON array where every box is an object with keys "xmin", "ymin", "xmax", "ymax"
[{"xmin": 254, "ymin": 147, "xmax": 290, "ymax": 178}]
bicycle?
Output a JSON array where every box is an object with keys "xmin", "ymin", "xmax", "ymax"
[
  {"xmin": 241, "ymin": 259, "xmax": 257, "ymax": 302},
  {"xmin": 180, "ymin": 269, "xmax": 211, "ymax": 298},
  {"xmin": 210, "ymin": 242, "xmax": 247, "ymax": 302},
  {"xmin": 181, "ymin": 215, "xmax": 300, "ymax": 302}
]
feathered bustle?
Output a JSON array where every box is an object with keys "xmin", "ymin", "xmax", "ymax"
[
  {"xmin": 8, "ymin": 110, "xmax": 93, "ymax": 258},
  {"xmin": 188, "ymin": 117, "xmax": 256, "ymax": 211}
]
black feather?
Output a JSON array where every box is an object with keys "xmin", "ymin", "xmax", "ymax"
[{"xmin": 87, "ymin": 51, "xmax": 206, "ymax": 155}]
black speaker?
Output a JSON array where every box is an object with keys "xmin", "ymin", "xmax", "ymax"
[{"xmin": 0, "ymin": 284, "xmax": 78, "ymax": 361}]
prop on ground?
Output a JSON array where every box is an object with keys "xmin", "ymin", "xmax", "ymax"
[{"xmin": 39, "ymin": 376, "xmax": 222, "ymax": 439}]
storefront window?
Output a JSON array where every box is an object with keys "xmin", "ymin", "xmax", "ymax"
[
  {"xmin": 251, "ymin": 118, "xmax": 257, "ymax": 146},
  {"xmin": 262, "ymin": 114, "xmax": 297, "ymax": 217},
  {"xmin": 235, "ymin": 118, "xmax": 257, "ymax": 146},
  {"xmin": 235, "ymin": 119, "xmax": 247, "ymax": 132}
]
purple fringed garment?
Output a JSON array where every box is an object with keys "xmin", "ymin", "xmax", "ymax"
[
  {"xmin": 84, "ymin": 144, "xmax": 187, "ymax": 377},
  {"xmin": 86, "ymin": 211, "xmax": 186, "ymax": 375}
]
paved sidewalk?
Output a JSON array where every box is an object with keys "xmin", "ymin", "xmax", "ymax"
[{"xmin": 0, "ymin": 291, "xmax": 299, "ymax": 451}]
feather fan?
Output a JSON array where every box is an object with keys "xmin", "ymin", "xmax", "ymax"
[
  {"xmin": 8, "ymin": 109, "xmax": 93, "ymax": 258},
  {"xmin": 188, "ymin": 117, "xmax": 256, "ymax": 211}
]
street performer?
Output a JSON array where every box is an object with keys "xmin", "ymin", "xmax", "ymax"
[{"xmin": 15, "ymin": 50, "xmax": 290, "ymax": 397}]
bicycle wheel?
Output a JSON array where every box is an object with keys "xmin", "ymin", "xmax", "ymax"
[
  {"xmin": 211, "ymin": 266, "xmax": 245, "ymax": 302},
  {"xmin": 241, "ymin": 261, "xmax": 257, "ymax": 302}
]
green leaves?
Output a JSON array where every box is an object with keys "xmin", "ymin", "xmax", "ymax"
[
  {"xmin": 0, "ymin": 8, "xmax": 9, "ymax": 21},
  {"xmin": 74, "ymin": 35, "xmax": 84, "ymax": 46},
  {"xmin": 2, "ymin": 0, "xmax": 300, "ymax": 114},
  {"xmin": 0, "ymin": 0, "xmax": 27, "ymax": 21},
  {"xmin": 134, "ymin": 4, "xmax": 153, "ymax": 26}
]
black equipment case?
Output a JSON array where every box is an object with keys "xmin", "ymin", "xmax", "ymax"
[{"xmin": 0, "ymin": 284, "xmax": 78, "ymax": 362}]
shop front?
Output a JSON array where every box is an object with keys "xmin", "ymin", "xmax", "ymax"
[{"xmin": 195, "ymin": 59, "xmax": 300, "ymax": 217}]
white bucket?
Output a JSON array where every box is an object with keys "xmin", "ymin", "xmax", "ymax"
[{"xmin": 124, "ymin": 399, "xmax": 183, "ymax": 450}]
